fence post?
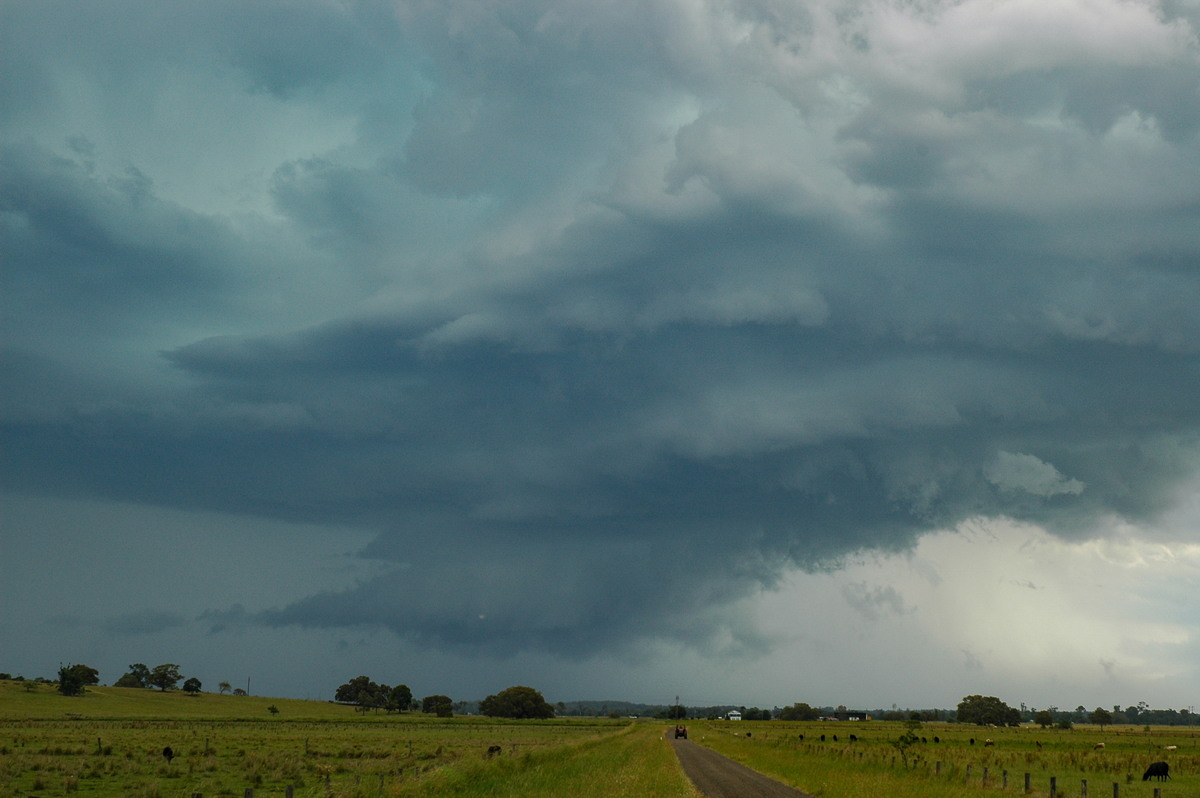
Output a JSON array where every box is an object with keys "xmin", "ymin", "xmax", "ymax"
[
  {"xmin": 244, "ymin": 790, "xmax": 253, "ymax": 798},
  {"xmin": 1025, "ymin": 772, "xmax": 1032, "ymax": 794},
  {"xmin": 935, "ymin": 761, "xmax": 941, "ymax": 775},
  {"xmin": 983, "ymin": 767, "xmax": 989, "ymax": 787},
  {"xmin": 1004, "ymin": 770, "xmax": 1009, "ymax": 789},
  {"xmin": 1082, "ymin": 778, "xmax": 1087, "ymax": 797},
  {"xmin": 286, "ymin": 787, "xmax": 294, "ymax": 798},
  {"xmin": 1112, "ymin": 783, "xmax": 1118, "ymax": 798},
  {"xmin": 1050, "ymin": 776, "xmax": 1057, "ymax": 797},
  {"xmin": 1154, "ymin": 790, "xmax": 1161, "ymax": 798}
]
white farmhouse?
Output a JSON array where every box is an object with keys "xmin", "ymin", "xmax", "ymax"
[{"xmin": 727, "ymin": 710, "xmax": 742, "ymax": 721}]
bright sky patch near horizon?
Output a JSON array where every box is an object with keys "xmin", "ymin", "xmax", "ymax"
[{"xmin": 1, "ymin": 0, "xmax": 1198, "ymax": 712}]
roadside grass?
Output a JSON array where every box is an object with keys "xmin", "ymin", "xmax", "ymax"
[
  {"xmin": 692, "ymin": 720, "xmax": 1200, "ymax": 798},
  {"xmin": 391, "ymin": 724, "xmax": 700, "ymax": 798},
  {"xmin": 0, "ymin": 680, "xmax": 694, "ymax": 797}
]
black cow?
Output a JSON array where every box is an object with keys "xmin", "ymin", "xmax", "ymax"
[
  {"xmin": 486, "ymin": 745, "xmax": 502, "ymax": 758},
  {"xmin": 162, "ymin": 746, "xmax": 174, "ymax": 763},
  {"xmin": 1142, "ymin": 761, "xmax": 1170, "ymax": 781}
]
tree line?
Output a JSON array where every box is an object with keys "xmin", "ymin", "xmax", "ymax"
[{"xmin": 333, "ymin": 677, "xmax": 554, "ymax": 719}]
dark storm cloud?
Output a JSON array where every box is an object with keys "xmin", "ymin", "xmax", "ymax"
[
  {"xmin": 100, "ymin": 611, "xmax": 189, "ymax": 636},
  {"xmin": 3, "ymin": 0, "xmax": 1198, "ymax": 660}
]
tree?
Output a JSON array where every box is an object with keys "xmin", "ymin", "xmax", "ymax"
[
  {"xmin": 335, "ymin": 675, "xmax": 387, "ymax": 712},
  {"xmin": 387, "ymin": 684, "xmax": 413, "ymax": 713},
  {"xmin": 1034, "ymin": 709, "xmax": 1054, "ymax": 728},
  {"xmin": 183, "ymin": 678, "xmax": 202, "ymax": 695},
  {"xmin": 479, "ymin": 686, "xmax": 555, "ymax": 719},
  {"xmin": 666, "ymin": 703, "xmax": 687, "ymax": 720},
  {"xmin": 1090, "ymin": 707, "xmax": 1113, "ymax": 730},
  {"xmin": 148, "ymin": 664, "xmax": 182, "ymax": 691},
  {"xmin": 957, "ymin": 695, "xmax": 1020, "ymax": 726},
  {"xmin": 218, "ymin": 681, "xmax": 232, "ymax": 695},
  {"xmin": 422, "ymin": 694, "xmax": 454, "ymax": 717},
  {"xmin": 892, "ymin": 720, "xmax": 922, "ymax": 768},
  {"xmin": 119, "ymin": 663, "xmax": 151, "ymax": 689},
  {"xmin": 57, "ymin": 663, "xmax": 97, "ymax": 696},
  {"xmin": 779, "ymin": 702, "xmax": 821, "ymax": 721}
]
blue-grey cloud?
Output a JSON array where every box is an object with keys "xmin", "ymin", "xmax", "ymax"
[
  {"xmin": 3, "ymin": 0, "xmax": 1198, "ymax": 667},
  {"xmin": 100, "ymin": 611, "xmax": 189, "ymax": 637}
]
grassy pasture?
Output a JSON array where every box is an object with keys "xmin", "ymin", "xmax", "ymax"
[
  {"xmin": 0, "ymin": 681, "xmax": 697, "ymax": 797},
  {"xmin": 692, "ymin": 720, "xmax": 1199, "ymax": 798}
]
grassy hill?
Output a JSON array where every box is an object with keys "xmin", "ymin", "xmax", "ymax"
[{"xmin": 0, "ymin": 678, "xmax": 360, "ymax": 721}]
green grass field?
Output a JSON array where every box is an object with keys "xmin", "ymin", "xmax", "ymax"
[
  {"xmin": 5, "ymin": 681, "xmax": 1196, "ymax": 797},
  {"xmin": 690, "ymin": 719, "xmax": 1199, "ymax": 798},
  {"xmin": 0, "ymin": 680, "xmax": 697, "ymax": 797}
]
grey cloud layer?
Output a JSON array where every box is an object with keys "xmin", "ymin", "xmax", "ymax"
[{"xmin": 3, "ymin": 0, "xmax": 1198, "ymax": 657}]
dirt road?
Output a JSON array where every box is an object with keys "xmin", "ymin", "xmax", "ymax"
[{"xmin": 669, "ymin": 733, "xmax": 814, "ymax": 798}]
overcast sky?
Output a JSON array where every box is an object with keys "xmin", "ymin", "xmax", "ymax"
[{"xmin": 2, "ymin": 0, "xmax": 1198, "ymax": 713}]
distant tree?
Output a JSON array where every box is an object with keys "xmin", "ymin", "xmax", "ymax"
[
  {"xmin": 779, "ymin": 702, "xmax": 821, "ymax": 721},
  {"xmin": 667, "ymin": 704, "xmax": 687, "ymax": 720},
  {"xmin": 1034, "ymin": 710, "xmax": 1054, "ymax": 728},
  {"xmin": 128, "ymin": 664, "xmax": 151, "ymax": 688},
  {"xmin": 57, "ymin": 663, "xmax": 95, "ymax": 696},
  {"xmin": 422, "ymin": 694, "xmax": 454, "ymax": 717},
  {"xmin": 114, "ymin": 673, "xmax": 142, "ymax": 688},
  {"xmin": 957, "ymin": 695, "xmax": 1020, "ymax": 726},
  {"xmin": 218, "ymin": 681, "xmax": 232, "ymax": 695},
  {"xmin": 148, "ymin": 664, "xmax": 182, "ymax": 691},
  {"xmin": 267, "ymin": 705, "xmax": 279, "ymax": 715},
  {"xmin": 232, "ymin": 688, "xmax": 247, "ymax": 696},
  {"xmin": 335, "ymin": 675, "xmax": 388, "ymax": 712},
  {"xmin": 1090, "ymin": 708, "xmax": 1113, "ymax": 730},
  {"xmin": 183, "ymin": 678, "xmax": 202, "ymax": 695},
  {"xmin": 479, "ymin": 686, "xmax": 555, "ymax": 719},
  {"xmin": 386, "ymin": 684, "xmax": 413, "ymax": 713}
]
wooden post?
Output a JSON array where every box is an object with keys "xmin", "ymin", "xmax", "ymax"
[
  {"xmin": 1025, "ymin": 772, "xmax": 1032, "ymax": 793},
  {"xmin": 1112, "ymin": 783, "xmax": 1119, "ymax": 798},
  {"xmin": 1082, "ymin": 778, "xmax": 1087, "ymax": 797},
  {"xmin": 935, "ymin": 761, "xmax": 941, "ymax": 775},
  {"xmin": 245, "ymin": 790, "xmax": 253, "ymax": 798},
  {"xmin": 286, "ymin": 787, "xmax": 294, "ymax": 798},
  {"xmin": 983, "ymin": 767, "xmax": 989, "ymax": 786},
  {"xmin": 1153, "ymin": 790, "xmax": 1161, "ymax": 798},
  {"xmin": 1004, "ymin": 770, "xmax": 1009, "ymax": 789},
  {"xmin": 1051, "ymin": 776, "xmax": 1057, "ymax": 797}
]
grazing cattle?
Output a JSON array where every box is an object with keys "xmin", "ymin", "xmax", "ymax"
[
  {"xmin": 1164, "ymin": 745, "xmax": 1177, "ymax": 751},
  {"xmin": 486, "ymin": 745, "xmax": 502, "ymax": 758},
  {"xmin": 819, "ymin": 734, "xmax": 826, "ymax": 742},
  {"xmin": 969, "ymin": 738, "xmax": 975, "ymax": 745},
  {"xmin": 1142, "ymin": 761, "xmax": 1170, "ymax": 781},
  {"xmin": 798, "ymin": 734, "xmax": 804, "ymax": 741},
  {"xmin": 849, "ymin": 734, "xmax": 857, "ymax": 743},
  {"xmin": 162, "ymin": 746, "xmax": 174, "ymax": 763},
  {"xmin": 932, "ymin": 736, "xmax": 940, "ymax": 744},
  {"xmin": 984, "ymin": 739, "xmax": 994, "ymax": 747},
  {"xmin": 920, "ymin": 737, "xmax": 927, "ymax": 744},
  {"xmin": 832, "ymin": 735, "xmax": 838, "ymax": 742},
  {"xmin": 1094, "ymin": 743, "xmax": 1105, "ymax": 750},
  {"xmin": 1035, "ymin": 741, "xmax": 1042, "ymax": 750}
]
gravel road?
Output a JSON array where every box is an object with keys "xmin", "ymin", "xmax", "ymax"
[{"xmin": 669, "ymin": 733, "xmax": 815, "ymax": 798}]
